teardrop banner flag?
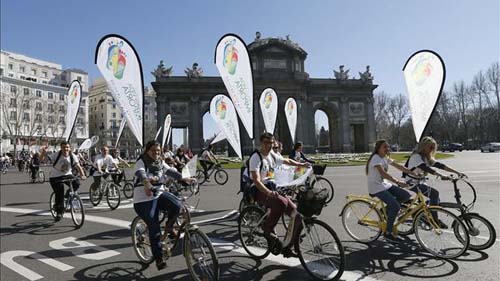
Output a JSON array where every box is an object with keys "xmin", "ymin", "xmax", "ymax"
[
  {"xmin": 154, "ymin": 126, "xmax": 162, "ymax": 141},
  {"xmin": 215, "ymin": 34, "xmax": 253, "ymax": 139},
  {"xmin": 167, "ymin": 127, "xmax": 172, "ymax": 144},
  {"xmin": 285, "ymin": 98, "xmax": 298, "ymax": 143},
  {"xmin": 210, "ymin": 94, "xmax": 242, "ymax": 159},
  {"xmin": 90, "ymin": 135, "xmax": 99, "ymax": 147},
  {"xmin": 259, "ymin": 88, "xmax": 278, "ymax": 134},
  {"xmin": 79, "ymin": 138, "xmax": 92, "ymax": 151},
  {"xmin": 162, "ymin": 114, "xmax": 171, "ymax": 148},
  {"xmin": 62, "ymin": 80, "xmax": 82, "ymax": 141},
  {"xmin": 182, "ymin": 155, "xmax": 198, "ymax": 178},
  {"xmin": 115, "ymin": 118, "xmax": 127, "ymax": 148},
  {"xmin": 95, "ymin": 34, "xmax": 144, "ymax": 146},
  {"xmin": 210, "ymin": 130, "xmax": 226, "ymax": 145},
  {"xmin": 403, "ymin": 50, "xmax": 446, "ymax": 142}
]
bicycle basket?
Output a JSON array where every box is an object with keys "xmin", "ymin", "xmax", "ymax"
[
  {"xmin": 312, "ymin": 164, "xmax": 326, "ymax": 175},
  {"xmin": 297, "ymin": 185, "xmax": 328, "ymax": 217}
]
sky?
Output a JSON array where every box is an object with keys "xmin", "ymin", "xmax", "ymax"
[{"xmin": 2, "ymin": 0, "xmax": 499, "ymax": 147}]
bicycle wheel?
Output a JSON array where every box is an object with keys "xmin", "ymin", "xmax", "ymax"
[
  {"xmin": 70, "ymin": 195, "xmax": 85, "ymax": 228},
  {"xmin": 456, "ymin": 213, "xmax": 496, "ymax": 250},
  {"xmin": 38, "ymin": 171, "xmax": 45, "ymax": 183},
  {"xmin": 214, "ymin": 169, "xmax": 228, "ymax": 185},
  {"xmin": 341, "ymin": 200, "xmax": 382, "ymax": 243},
  {"xmin": 131, "ymin": 216, "xmax": 154, "ymax": 264},
  {"xmin": 238, "ymin": 205, "xmax": 271, "ymax": 259},
  {"xmin": 184, "ymin": 228, "xmax": 219, "ymax": 281},
  {"xmin": 414, "ymin": 207, "xmax": 469, "ymax": 259},
  {"xmin": 312, "ymin": 177, "xmax": 334, "ymax": 204},
  {"xmin": 196, "ymin": 170, "xmax": 206, "ymax": 184},
  {"xmin": 49, "ymin": 192, "xmax": 57, "ymax": 218},
  {"xmin": 297, "ymin": 219, "xmax": 345, "ymax": 281},
  {"xmin": 89, "ymin": 183, "xmax": 102, "ymax": 206},
  {"xmin": 106, "ymin": 183, "xmax": 121, "ymax": 210},
  {"xmin": 122, "ymin": 182, "xmax": 134, "ymax": 199},
  {"xmin": 396, "ymin": 208, "xmax": 414, "ymax": 236}
]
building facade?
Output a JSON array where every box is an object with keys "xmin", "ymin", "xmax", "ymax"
[
  {"xmin": 0, "ymin": 50, "xmax": 89, "ymax": 153},
  {"xmin": 153, "ymin": 34, "xmax": 377, "ymax": 155}
]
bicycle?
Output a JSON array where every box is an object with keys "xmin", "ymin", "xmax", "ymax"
[
  {"xmin": 238, "ymin": 184, "xmax": 345, "ymax": 281},
  {"xmin": 49, "ymin": 176, "xmax": 85, "ymax": 228},
  {"xmin": 196, "ymin": 162, "xmax": 228, "ymax": 185},
  {"xmin": 340, "ymin": 178, "xmax": 470, "ymax": 259},
  {"xmin": 29, "ymin": 167, "xmax": 45, "ymax": 183},
  {"xmin": 440, "ymin": 175, "xmax": 496, "ymax": 250},
  {"xmin": 131, "ymin": 186, "xmax": 219, "ymax": 281},
  {"xmin": 110, "ymin": 169, "xmax": 134, "ymax": 199},
  {"xmin": 1, "ymin": 160, "xmax": 9, "ymax": 174},
  {"xmin": 89, "ymin": 172, "xmax": 121, "ymax": 210}
]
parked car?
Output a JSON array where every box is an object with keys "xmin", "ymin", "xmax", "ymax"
[
  {"xmin": 440, "ymin": 143, "xmax": 464, "ymax": 152},
  {"xmin": 480, "ymin": 142, "xmax": 500, "ymax": 152}
]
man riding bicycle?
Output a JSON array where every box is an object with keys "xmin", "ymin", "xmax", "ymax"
[
  {"xmin": 42, "ymin": 141, "xmax": 86, "ymax": 221},
  {"xmin": 244, "ymin": 132, "xmax": 310, "ymax": 256},
  {"xmin": 110, "ymin": 149, "xmax": 130, "ymax": 185},
  {"xmin": 200, "ymin": 144, "xmax": 218, "ymax": 180},
  {"xmin": 29, "ymin": 152, "xmax": 41, "ymax": 182},
  {"xmin": 91, "ymin": 146, "xmax": 119, "ymax": 191}
]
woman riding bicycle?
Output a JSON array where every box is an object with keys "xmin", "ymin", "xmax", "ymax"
[
  {"xmin": 173, "ymin": 147, "xmax": 190, "ymax": 172},
  {"xmin": 405, "ymin": 136, "xmax": 467, "ymax": 227},
  {"xmin": 366, "ymin": 139, "xmax": 420, "ymax": 241},
  {"xmin": 42, "ymin": 141, "xmax": 86, "ymax": 222},
  {"xmin": 289, "ymin": 141, "xmax": 315, "ymax": 164},
  {"xmin": 90, "ymin": 146, "xmax": 119, "ymax": 191},
  {"xmin": 133, "ymin": 140, "xmax": 194, "ymax": 270},
  {"xmin": 200, "ymin": 144, "xmax": 218, "ymax": 180},
  {"xmin": 245, "ymin": 132, "xmax": 310, "ymax": 256}
]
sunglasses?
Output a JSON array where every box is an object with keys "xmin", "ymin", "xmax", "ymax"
[{"xmin": 272, "ymin": 147, "xmax": 279, "ymax": 150}]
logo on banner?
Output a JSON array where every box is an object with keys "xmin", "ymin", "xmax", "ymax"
[
  {"xmin": 70, "ymin": 85, "xmax": 78, "ymax": 103},
  {"xmin": 286, "ymin": 101, "xmax": 294, "ymax": 116},
  {"xmin": 293, "ymin": 166, "xmax": 306, "ymax": 180},
  {"xmin": 223, "ymin": 39, "xmax": 239, "ymax": 75},
  {"xmin": 411, "ymin": 57, "xmax": 433, "ymax": 86},
  {"xmin": 216, "ymin": 97, "xmax": 227, "ymax": 120},
  {"xmin": 264, "ymin": 91, "xmax": 273, "ymax": 109},
  {"xmin": 106, "ymin": 40, "xmax": 127, "ymax": 79}
]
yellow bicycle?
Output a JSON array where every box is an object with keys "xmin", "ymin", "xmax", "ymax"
[{"xmin": 340, "ymin": 178, "xmax": 470, "ymax": 259}]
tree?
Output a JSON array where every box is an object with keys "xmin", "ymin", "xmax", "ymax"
[{"xmin": 387, "ymin": 93, "xmax": 409, "ymax": 148}]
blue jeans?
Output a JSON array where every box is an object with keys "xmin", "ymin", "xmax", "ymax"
[
  {"xmin": 372, "ymin": 186, "xmax": 411, "ymax": 234},
  {"xmin": 133, "ymin": 192, "xmax": 182, "ymax": 259},
  {"xmin": 410, "ymin": 184, "xmax": 439, "ymax": 206}
]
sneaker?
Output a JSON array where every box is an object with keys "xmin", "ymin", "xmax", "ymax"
[
  {"xmin": 54, "ymin": 213, "xmax": 63, "ymax": 222},
  {"xmin": 155, "ymin": 257, "xmax": 167, "ymax": 270},
  {"xmin": 383, "ymin": 232, "xmax": 402, "ymax": 242},
  {"xmin": 282, "ymin": 247, "xmax": 298, "ymax": 258},
  {"xmin": 437, "ymin": 219, "xmax": 448, "ymax": 229}
]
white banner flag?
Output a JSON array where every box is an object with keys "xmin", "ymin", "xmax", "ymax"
[
  {"xmin": 115, "ymin": 118, "xmax": 127, "ymax": 148},
  {"xmin": 259, "ymin": 88, "xmax": 278, "ymax": 134},
  {"xmin": 285, "ymin": 98, "xmax": 298, "ymax": 143},
  {"xmin": 403, "ymin": 50, "xmax": 445, "ymax": 142},
  {"xmin": 210, "ymin": 95, "xmax": 242, "ymax": 159},
  {"xmin": 79, "ymin": 138, "xmax": 92, "ymax": 151},
  {"xmin": 210, "ymin": 130, "xmax": 226, "ymax": 145},
  {"xmin": 215, "ymin": 34, "xmax": 253, "ymax": 139},
  {"xmin": 95, "ymin": 34, "xmax": 144, "ymax": 146},
  {"xmin": 162, "ymin": 114, "xmax": 171, "ymax": 148},
  {"xmin": 167, "ymin": 127, "xmax": 172, "ymax": 144},
  {"xmin": 90, "ymin": 135, "xmax": 99, "ymax": 147},
  {"xmin": 182, "ymin": 155, "xmax": 198, "ymax": 178},
  {"xmin": 275, "ymin": 165, "xmax": 313, "ymax": 188},
  {"xmin": 154, "ymin": 126, "xmax": 162, "ymax": 141},
  {"xmin": 62, "ymin": 80, "xmax": 82, "ymax": 141}
]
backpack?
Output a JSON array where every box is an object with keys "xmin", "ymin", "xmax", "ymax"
[
  {"xmin": 52, "ymin": 151, "xmax": 75, "ymax": 168},
  {"xmin": 402, "ymin": 153, "xmax": 424, "ymax": 178}
]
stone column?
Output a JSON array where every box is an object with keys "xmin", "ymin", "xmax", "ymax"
[
  {"xmin": 340, "ymin": 97, "xmax": 351, "ymax": 152},
  {"xmin": 188, "ymin": 96, "xmax": 202, "ymax": 153},
  {"xmin": 366, "ymin": 96, "xmax": 376, "ymax": 149}
]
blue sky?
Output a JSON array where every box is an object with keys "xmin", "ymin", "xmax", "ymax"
[{"xmin": 2, "ymin": 0, "xmax": 498, "ymax": 147}]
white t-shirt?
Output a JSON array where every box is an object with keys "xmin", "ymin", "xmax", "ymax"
[
  {"xmin": 201, "ymin": 150, "xmax": 213, "ymax": 161},
  {"xmin": 246, "ymin": 151, "xmax": 284, "ymax": 184},
  {"xmin": 133, "ymin": 159, "xmax": 176, "ymax": 204},
  {"xmin": 93, "ymin": 154, "xmax": 115, "ymax": 175},
  {"xmin": 367, "ymin": 154, "xmax": 394, "ymax": 194},
  {"xmin": 405, "ymin": 153, "xmax": 432, "ymax": 179},
  {"xmin": 163, "ymin": 151, "xmax": 174, "ymax": 159},
  {"xmin": 50, "ymin": 153, "xmax": 79, "ymax": 178}
]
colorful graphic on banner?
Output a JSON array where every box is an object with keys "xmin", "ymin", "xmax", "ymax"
[
  {"xmin": 215, "ymin": 34, "xmax": 253, "ymax": 139},
  {"xmin": 115, "ymin": 118, "xmax": 127, "ymax": 148},
  {"xmin": 275, "ymin": 165, "xmax": 313, "ymax": 188},
  {"xmin": 403, "ymin": 50, "xmax": 446, "ymax": 142},
  {"xmin": 285, "ymin": 98, "xmax": 298, "ymax": 143},
  {"xmin": 162, "ymin": 114, "xmax": 171, "ymax": 148},
  {"xmin": 210, "ymin": 130, "xmax": 226, "ymax": 145},
  {"xmin": 182, "ymin": 155, "xmax": 198, "ymax": 178},
  {"xmin": 62, "ymin": 80, "xmax": 82, "ymax": 141},
  {"xmin": 96, "ymin": 34, "xmax": 144, "ymax": 146},
  {"xmin": 259, "ymin": 88, "xmax": 278, "ymax": 134},
  {"xmin": 90, "ymin": 135, "xmax": 99, "ymax": 147},
  {"xmin": 210, "ymin": 95, "xmax": 242, "ymax": 159},
  {"xmin": 79, "ymin": 138, "xmax": 92, "ymax": 151}
]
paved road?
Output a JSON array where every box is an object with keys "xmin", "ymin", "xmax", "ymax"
[{"xmin": 1, "ymin": 151, "xmax": 499, "ymax": 281}]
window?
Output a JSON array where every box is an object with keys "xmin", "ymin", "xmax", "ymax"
[
  {"xmin": 48, "ymin": 104, "xmax": 54, "ymax": 112},
  {"xmin": 10, "ymin": 111, "xmax": 17, "ymax": 120},
  {"xmin": 0, "ymin": 68, "xmax": 3, "ymax": 76},
  {"xmin": 59, "ymin": 105, "xmax": 65, "ymax": 112},
  {"xmin": 9, "ymin": 98, "xmax": 16, "ymax": 107},
  {"xmin": 8, "ymin": 73, "xmax": 13, "ymax": 78},
  {"xmin": 59, "ymin": 93, "xmax": 64, "ymax": 101},
  {"xmin": 23, "ymin": 113, "xmax": 30, "ymax": 121},
  {"xmin": 112, "ymin": 103, "xmax": 116, "ymax": 109},
  {"xmin": 24, "ymin": 88, "xmax": 30, "ymax": 95},
  {"xmin": 59, "ymin": 116, "xmax": 65, "ymax": 124},
  {"xmin": 48, "ymin": 92, "xmax": 53, "ymax": 99},
  {"xmin": 20, "ymin": 75, "xmax": 25, "ymax": 80},
  {"xmin": 10, "ymin": 85, "xmax": 17, "ymax": 93},
  {"xmin": 35, "ymin": 114, "xmax": 42, "ymax": 122},
  {"xmin": 48, "ymin": 116, "xmax": 54, "ymax": 123},
  {"xmin": 42, "ymin": 71, "xmax": 48, "ymax": 78},
  {"xmin": 36, "ymin": 90, "xmax": 42, "ymax": 97},
  {"xmin": 8, "ymin": 63, "xmax": 13, "ymax": 70},
  {"xmin": 19, "ymin": 66, "xmax": 25, "ymax": 73},
  {"xmin": 31, "ymin": 69, "xmax": 36, "ymax": 75},
  {"xmin": 23, "ymin": 101, "xmax": 30, "ymax": 109},
  {"xmin": 36, "ymin": 125, "xmax": 42, "ymax": 132},
  {"xmin": 112, "ymin": 113, "xmax": 116, "ymax": 118},
  {"xmin": 36, "ymin": 102, "xmax": 42, "ymax": 111}
]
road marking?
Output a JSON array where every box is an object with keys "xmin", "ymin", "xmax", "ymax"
[
  {"xmin": 1, "ymin": 207, "xmax": 388, "ymax": 281},
  {"xmin": 49, "ymin": 236, "xmax": 120, "ymax": 260},
  {"xmin": 0, "ymin": 250, "xmax": 73, "ymax": 281},
  {"xmin": 472, "ymin": 180, "xmax": 500, "ymax": 183}
]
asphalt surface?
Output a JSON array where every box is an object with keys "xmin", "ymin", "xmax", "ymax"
[{"xmin": 1, "ymin": 150, "xmax": 499, "ymax": 281}]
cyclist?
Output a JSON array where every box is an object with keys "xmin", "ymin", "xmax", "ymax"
[
  {"xmin": 405, "ymin": 136, "xmax": 467, "ymax": 227},
  {"xmin": 90, "ymin": 146, "xmax": 119, "ymax": 192},
  {"xmin": 29, "ymin": 152, "xmax": 41, "ymax": 182},
  {"xmin": 200, "ymin": 144, "xmax": 218, "ymax": 180},
  {"xmin": 245, "ymin": 132, "xmax": 310, "ymax": 256},
  {"xmin": 289, "ymin": 141, "xmax": 315, "ymax": 164},
  {"xmin": 272, "ymin": 140, "xmax": 284, "ymax": 157},
  {"xmin": 174, "ymin": 147, "xmax": 190, "ymax": 172},
  {"xmin": 133, "ymin": 140, "xmax": 195, "ymax": 270},
  {"xmin": 42, "ymin": 141, "xmax": 86, "ymax": 221},
  {"xmin": 110, "ymin": 149, "xmax": 130, "ymax": 185},
  {"xmin": 163, "ymin": 145, "xmax": 174, "ymax": 160},
  {"xmin": 366, "ymin": 140, "xmax": 420, "ymax": 241}
]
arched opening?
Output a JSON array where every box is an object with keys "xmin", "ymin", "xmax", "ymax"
[
  {"xmin": 314, "ymin": 109, "xmax": 330, "ymax": 153},
  {"xmin": 171, "ymin": 127, "xmax": 189, "ymax": 152}
]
